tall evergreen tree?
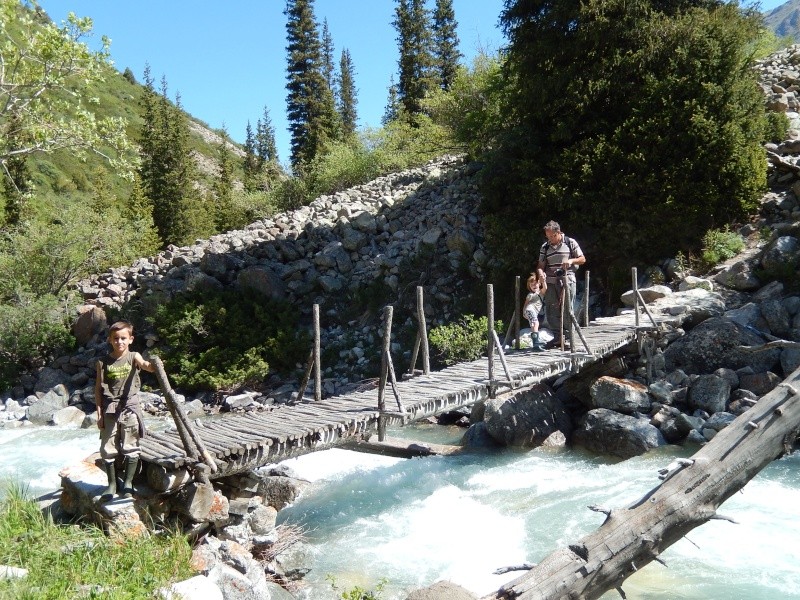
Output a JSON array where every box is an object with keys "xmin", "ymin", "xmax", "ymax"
[
  {"xmin": 123, "ymin": 175, "xmax": 161, "ymax": 257},
  {"xmin": 138, "ymin": 70, "xmax": 199, "ymax": 247},
  {"xmin": 481, "ymin": 0, "xmax": 766, "ymax": 269},
  {"xmin": 383, "ymin": 76, "xmax": 401, "ymax": 125},
  {"xmin": 432, "ymin": 0, "xmax": 462, "ymax": 90},
  {"xmin": 321, "ymin": 19, "xmax": 336, "ymax": 92},
  {"xmin": 285, "ymin": 0, "xmax": 338, "ymax": 168},
  {"xmin": 337, "ymin": 48, "xmax": 358, "ymax": 138},
  {"xmin": 256, "ymin": 106, "xmax": 278, "ymax": 165},
  {"xmin": 242, "ymin": 121, "xmax": 259, "ymax": 193},
  {"xmin": 393, "ymin": 0, "xmax": 435, "ymax": 117},
  {"xmin": 214, "ymin": 125, "xmax": 236, "ymax": 233}
]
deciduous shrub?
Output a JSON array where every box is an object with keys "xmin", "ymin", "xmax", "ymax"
[
  {"xmin": 701, "ymin": 227, "xmax": 745, "ymax": 268},
  {"xmin": 151, "ymin": 288, "xmax": 308, "ymax": 392},
  {"xmin": 0, "ymin": 293, "xmax": 75, "ymax": 390},
  {"xmin": 429, "ymin": 314, "xmax": 504, "ymax": 367}
]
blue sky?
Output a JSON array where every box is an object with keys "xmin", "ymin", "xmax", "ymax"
[
  {"xmin": 36, "ymin": 0, "xmax": 788, "ymax": 166},
  {"xmin": 37, "ymin": 1, "xmax": 507, "ymax": 166}
]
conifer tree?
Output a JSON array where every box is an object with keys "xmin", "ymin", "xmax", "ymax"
[
  {"xmin": 432, "ymin": 0, "xmax": 462, "ymax": 90},
  {"xmin": 285, "ymin": 0, "xmax": 339, "ymax": 168},
  {"xmin": 383, "ymin": 76, "xmax": 401, "ymax": 125},
  {"xmin": 482, "ymin": 0, "xmax": 766, "ymax": 267},
  {"xmin": 123, "ymin": 175, "xmax": 161, "ymax": 257},
  {"xmin": 337, "ymin": 48, "xmax": 358, "ymax": 139},
  {"xmin": 321, "ymin": 19, "xmax": 336, "ymax": 93},
  {"xmin": 214, "ymin": 125, "xmax": 236, "ymax": 233},
  {"xmin": 242, "ymin": 121, "xmax": 259, "ymax": 193},
  {"xmin": 256, "ymin": 106, "xmax": 278, "ymax": 165},
  {"xmin": 393, "ymin": 0, "xmax": 435, "ymax": 117},
  {"xmin": 138, "ymin": 70, "xmax": 199, "ymax": 247}
]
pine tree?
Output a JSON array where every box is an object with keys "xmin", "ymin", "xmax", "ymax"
[
  {"xmin": 242, "ymin": 121, "xmax": 259, "ymax": 193},
  {"xmin": 482, "ymin": 0, "xmax": 766, "ymax": 267},
  {"xmin": 138, "ymin": 70, "xmax": 199, "ymax": 247},
  {"xmin": 256, "ymin": 106, "xmax": 278, "ymax": 165},
  {"xmin": 337, "ymin": 48, "xmax": 358, "ymax": 139},
  {"xmin": 432, "ymin": 0, "xmax": 461, "ymax": 90},
  {"xmin": 393, "ymin": 0, "xmax": 436, "ymax": 117},
  {"xmin": 123, "ymin": 175, "xmax": 161, "ymax": 257},
  {"xmin": 382, "ymin": 76, "xmax": 401, "ymax": 125},
  {"xmin": 321, "ymin": 19, "xmax": 336, "ymax": 93},
  {"xmin": 285, "ymin": 0, "xmax": 339, "ymax": 168},
  {"xmin": 214, "ymin": 125, "xmax": 236, "ymax": 233}
]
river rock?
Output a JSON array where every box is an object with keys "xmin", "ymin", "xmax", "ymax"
[
  {"xmin": 483, "ymin": 383, "xmax": 571, "ymax": 447},
  {"xmin": 573, "ymin": 408, "xmax": 666, "ymax": 459},
  {"xmin": 158, "ymin": 575, "xmax": 224, "ymax": 600},
  {"xmin": 589, "ymin": 377, "xmax": 651, "ymax": 414},
  {"xmin": 26, "ymin": 389, "xmax": 69, "ymax": 424},
  {"xmin": 687, "ymin": 374, "xmax": 731, "ymax": 414},
  {"xmin": 663, "ymin": 317, "xmax": 781, "ymax": 374}
]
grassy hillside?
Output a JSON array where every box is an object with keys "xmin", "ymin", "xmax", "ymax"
[{"xmin": 8, "ymin": 4, "xmax": 243, "ymax": 217}]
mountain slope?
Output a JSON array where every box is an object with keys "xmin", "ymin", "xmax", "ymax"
[{"xmin": 764, "ymin": 0, "xmax": 800, "ymax": 42}]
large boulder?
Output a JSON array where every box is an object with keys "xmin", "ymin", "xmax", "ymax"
[
  {"xmin": 589, "ymin": 377, "xmax": 651, "ymax": 414},
  {"xmin": 26, "ymin": 389, "xmax": 69, "ymax": 424},
  {"xmin": 663, "ymin": 317, "xmax": 780, "ymax": 374},
  {"xmin": 483, "ymin": 384, "xmax": 572, "ymax": 447},
  {"xmin": 573, "ymin": 408, "xmax": 666, "ymax": 459},
  {"xmin": 687, "ymin": 374, "xmax": 731, "ymax": 414}
]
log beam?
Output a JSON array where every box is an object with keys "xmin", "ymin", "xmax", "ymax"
[{"xmin": 483, "ymin": 365, "xmax": 800, "ymax": 600}]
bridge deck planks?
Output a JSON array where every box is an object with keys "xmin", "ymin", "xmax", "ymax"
[{"xmin": 140, "ymin": 311, "xmax": 667, "ymax": 476}]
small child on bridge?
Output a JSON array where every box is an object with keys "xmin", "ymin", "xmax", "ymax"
[
  {"xmin": 524, "ymin": 272, "xmax": 547, "ymax": 351},
  {"xmin": 94, "ymin": 320, "xmax": 155, "ymax": 500}
]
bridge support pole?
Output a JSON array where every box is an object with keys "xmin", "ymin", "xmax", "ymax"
[
  {"xmin": 584, "ymin": 270, "xmax": 590, "ymax": 327},
  {"xmin": 313, "ymin": 303, "xmax": 322, "ymax": 401},
  {"xmin": 487, "ymin": 284, "xmax": 495, "ymax": 399},
  {"xmin": 378, "ymin": 306, "xmax": 393, "ymax": 441},
  {"xmin": 408, "ymin": 286, "xmax": 430, "ymax": 376}
]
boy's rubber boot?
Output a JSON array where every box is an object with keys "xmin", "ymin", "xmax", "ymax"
[
  {"xmin": 98, "ymin": 461, "xmax": 116, "ymax": 501},
  {"xmin": 121, "ymin": 456, "xmax": 139, "ymax": 499},
  {"xmin": 531, "ymin": 332, "xmax": 545, "ymax": 352}
]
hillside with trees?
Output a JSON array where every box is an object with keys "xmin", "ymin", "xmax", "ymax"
[{"xmin": 0, "ymin": 0, "xmax": 794, "ymax": 395}]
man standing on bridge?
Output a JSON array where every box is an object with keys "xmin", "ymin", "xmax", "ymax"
[{"xmin": 536, "ymin": 221, "xmax": 586, "ymax": 348}]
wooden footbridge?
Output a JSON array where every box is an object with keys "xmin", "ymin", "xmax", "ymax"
[{"xmin": 139, "ymin": 277, "xmax": 673, "ymax": 486}]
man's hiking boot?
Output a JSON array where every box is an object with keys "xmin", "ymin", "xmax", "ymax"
[
  {"xmin": 121, "ymin": 456, "xmax": 139, "ymax": 499},
  {"xmin": 97, "ymin": 461, "xmax": 116, "ymax": 501}
]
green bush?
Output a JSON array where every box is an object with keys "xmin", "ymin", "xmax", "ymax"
[
  {"xmin": 429, "ymin": 314, "xmax": 504, "ymax": 367},
  {"xmin": 700, "ymin": 227, "xmax": 745, "ymax": 268},
  {"xmin": 764, "ymin": 111, "xmax": 790, "ymax": 144},
  {"xmin": 0, "ymin": 294, "xmax": 75, "ymax": 390},
  {"xmin": 151, "ymin": 288, "xmax": 308, "ymax": 392}
]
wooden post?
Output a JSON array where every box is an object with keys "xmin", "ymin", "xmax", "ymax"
[
  {"xmin": 417, "ymin": 286, "xmax": 430, "ymax": 375},
  {"xmin": 514, "ymin": 275, "xmax": 521, "ymax": 350},
  {"xmin": 584, "ymin": 270, "xmax": 590, "ymax": 327},
  {"xmin": 560, "ymin": 275, "xmax": 567, "ymax": 352},
  {"xmin": 152, "ymin": 357, "xmax": 217, "ymax": 474},
  {"xmin": 377, "ymin": 305, "xmax": 393, "ymax": 441},
  {"xmin": 313, "ymin": 303, "xmax": 321, "ymax": 401},
  {"xmin": 487, "ymin": 284, "xmax": 495, "ymax": 399},
  {"xmin": 295, "ymin": 349, "xmax": 314, "ymax": 403},
  {"xmin": 632, "ymin": 266, "xmax": 640, "ymax": 329}
]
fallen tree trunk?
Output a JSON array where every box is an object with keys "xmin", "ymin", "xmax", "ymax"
[{"xmin": 483, "ymin": 364, "xmax": 800, "ymax": 600}]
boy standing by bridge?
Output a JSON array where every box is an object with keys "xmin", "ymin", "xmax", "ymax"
[
  {"xmin": 95, "ymin": 321, "xmax": 155, "ymax": 500},
  {"xmin": 536, "ymin": 221, "xmax": 585, "ymax": 348}
]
